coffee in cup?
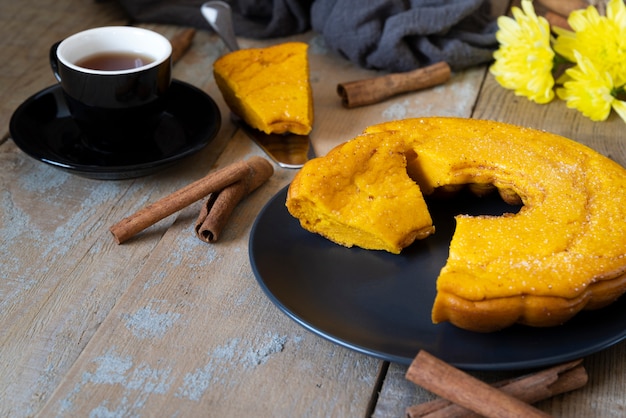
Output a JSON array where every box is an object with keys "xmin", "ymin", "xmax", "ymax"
[{"xmin": 50, "ymin": 26, "xmax": 172, "ymax": 152}]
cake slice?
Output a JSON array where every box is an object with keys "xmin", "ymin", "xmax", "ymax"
[
  {"xmin": 213, "ymin": 42, "xmax": 313, "ymax": 135},
  {"xmin": 286, "ymin": 132, "xmax": 435, "ymax": 254}
]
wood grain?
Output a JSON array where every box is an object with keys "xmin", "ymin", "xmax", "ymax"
[{"xmin": 2, "ymin": 0, "xmax": 626, "ymax": 417}]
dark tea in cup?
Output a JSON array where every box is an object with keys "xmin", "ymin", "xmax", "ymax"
[
  {"xmin": 50, "ymin": 26, "xmax": 172, "ymax": 152},
  {"xmin": 76, "ymin": 52, "xmax": 156, "ymax": 71}
]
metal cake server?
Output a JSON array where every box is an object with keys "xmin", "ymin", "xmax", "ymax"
[
  {"xmin": 201, "ymin": 1, "xmax": 239, "ymax": 51},
  {"xmin": 201, "ymin": 1, "xmax": 315, "ymax": 168}
]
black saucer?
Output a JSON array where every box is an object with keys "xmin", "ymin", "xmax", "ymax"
[{"xmin": 9, "ymin": 80, "xmax": 221, "ymax": 180}]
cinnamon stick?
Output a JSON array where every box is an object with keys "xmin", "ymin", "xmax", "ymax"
[
  {"xmin": 536, "ymin": 0, "xmax": 587, "ymax": 18},
  {"xmin": 337, "ymin": 61, "xmax": 451, "ymax": 108},
  {"xmin": 195, "ymin": 157, "xmax": 273, "ymax": 242},
  {"xmin": 109, "ymin": 157, "xmax": 273, "ymax": 244},
  {"xmin": 544, "ymin": 11, "xmax": 572, "ymax": 30},
  {"xmin": 406, "ymin": 359, "xmax": 587, "ymax": 417},
  {"xmin": 170, "ymin": 28, "xmax": 196, "ymax": 64},
  {"xmin": 405, "ymin": 351, "xmax": 551, "ymax": 418}
]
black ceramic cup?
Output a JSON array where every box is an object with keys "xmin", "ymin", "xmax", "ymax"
[{"xmin": 50, "ymin": 26, "xmax": 172, "ymax": 152}]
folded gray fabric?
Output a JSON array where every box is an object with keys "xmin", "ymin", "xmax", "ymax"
[
  {"xmin": 311, "ymin": 0, "xmax": 497, "ymax": 72},
  {"xmin": 116, "ymin": 0, "xmax": 497, "ymax": 71}
]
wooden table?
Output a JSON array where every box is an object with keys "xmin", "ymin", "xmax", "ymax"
[{"xmin": 2, "ymin": 1, "xmax": 625, "ymax": 416}]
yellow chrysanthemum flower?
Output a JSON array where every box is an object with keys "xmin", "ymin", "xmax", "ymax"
[
  {"xmin": 557, "ymin": 51, "xmax": 626, "ymax": 122},
  {"xmin": 489, "ymin": 0, "xmax": 555, "ymax": 104},
  {"xmin": 553, "ymin": 0, "xmax": 626, "ymax": 87}
]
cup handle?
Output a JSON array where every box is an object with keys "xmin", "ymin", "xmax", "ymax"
[{"xmin": 49, "ymin": 41, "xmax": 62, "ymax": 82}]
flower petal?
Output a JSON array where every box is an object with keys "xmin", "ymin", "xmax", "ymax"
[
  {"xmin": 491, "ymin": 0, "xmax": 555, "ymax": 104},
  {"xmin": 612, "ymin": 100, "xmax": 626, "ymax": 124}
]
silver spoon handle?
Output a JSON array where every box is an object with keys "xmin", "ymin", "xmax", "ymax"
[{"xmin": 201, "ymin": 1, "xmax": 240, "ymax": 51}]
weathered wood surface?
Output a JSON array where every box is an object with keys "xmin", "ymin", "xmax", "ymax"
[{"xmin": 1, "ymin": 0, "xmax": 625, "ymax": 417}]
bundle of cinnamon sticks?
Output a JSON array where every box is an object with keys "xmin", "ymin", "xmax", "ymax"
[
  {"xmin": 110, "ymin": 157, "xmax": 274, "ymax": 244},
  {"xmin": 405, "ymin": 350, "xmax": 588, "ymax": 418}
]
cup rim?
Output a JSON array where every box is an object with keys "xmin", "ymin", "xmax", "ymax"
[{"xmin": 56, "ymin": 26, "xmax": 172, "ymax": 75}]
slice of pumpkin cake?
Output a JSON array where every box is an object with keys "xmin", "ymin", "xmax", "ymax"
[
  {"xmin": 286, "ymin": 131, "xmax": 435, "ymax": 254},
  {"xmin": 213, "ymin": 42, "xmax": 313, "ymax": 135}
]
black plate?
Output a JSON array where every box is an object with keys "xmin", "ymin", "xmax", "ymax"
[
  {"xmin": 249, "ymin": 186, "xmax": 626, "ymax": 370},
  {"xmin": 9, "ymin": 80, "xmax": 221, "ymax": 180}
]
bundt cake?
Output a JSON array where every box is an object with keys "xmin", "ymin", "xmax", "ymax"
[{"xmin": 287, "ymin": 117, "xmax": 626, "ymax": 332}]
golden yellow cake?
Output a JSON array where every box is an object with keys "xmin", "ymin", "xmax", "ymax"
[
  {"xmin": 287, "ymin": 132, "xmax": 435, "ymax": 253},
  {"xmin": 288, "ymin": 117, "xmax": 626, "ymax": 332},
  {"xmin": 213, "ymin": 42, "xmax": 313, "ymax": 135}
]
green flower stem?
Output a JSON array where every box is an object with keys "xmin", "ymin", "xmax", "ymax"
[{"xmin": 613, "ymin": 86, "xmax": 626, "ymax": 101}]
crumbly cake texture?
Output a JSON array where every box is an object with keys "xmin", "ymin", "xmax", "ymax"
[
  {"xmin": 288, "ymin": 117, "xmax": 626, "ymax": 332},
  {"xmin": 213, "ymin": 42, "xmax": 313, "ymax": 135},
  {"xmin": 286, "ymin": 132, "xmax": 435, "ymax": 254}
]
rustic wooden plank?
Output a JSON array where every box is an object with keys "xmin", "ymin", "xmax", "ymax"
[
  {"xmin": 0, "ymin": 12, "xmax": 234, "ymax": 417},
  {"xmin": 0, "ymin": 120, "xmax": 232, "ymax": 418},
  {"xmin": 35, "ymin": 128, "xmax": 381, "ymax": 417},
  {"xmin": 0, "ymin": 2, "xmax": 133, "ymax": 415}
]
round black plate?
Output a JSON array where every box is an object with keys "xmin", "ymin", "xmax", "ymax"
[
  {"xmin": 9, "ymin": 80, "xmax": 221, "ymax": 180},
  {"xmin": 249, "ymin": 186, "xmax": 626, "ymax": 370}
]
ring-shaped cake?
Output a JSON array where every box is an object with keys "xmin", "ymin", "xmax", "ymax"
[{"xmin": 287, "ymin": 117, "xmax": 626, "ymax": 332}]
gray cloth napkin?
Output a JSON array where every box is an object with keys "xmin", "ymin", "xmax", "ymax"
[
  {"xmin": 117, "ymin": 0, "xmax": 497, "ymax": 71},
  {"xmin": 312, "ymin": 0, "xmax": 497, "ymax": 72}
]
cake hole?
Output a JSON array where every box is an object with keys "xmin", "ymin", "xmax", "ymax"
[
  {"xmin": 427, "ymin": 184, "xmax": 523, "ymax": 218},
  {"xmin": 404, "ymin": 185, "xmax": 523, "ymax": 255}
]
